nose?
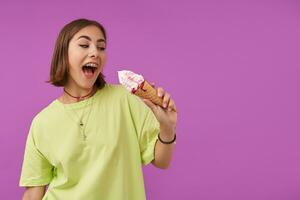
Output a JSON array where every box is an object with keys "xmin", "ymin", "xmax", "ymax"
[{"xmin": 89, "ymin": 45, "xmax": 99, "ymax": 58}]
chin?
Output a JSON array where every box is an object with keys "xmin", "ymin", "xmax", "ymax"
[{"xmin": 80, "ymin": 82, "xmax": 96, "ymax": 90}]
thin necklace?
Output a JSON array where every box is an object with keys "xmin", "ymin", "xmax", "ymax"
[
  {"xmin": 62, "ymin": 88, "xmax": 96, "ymax": 140},
  {"xmin": 64, "ymin": 88, "xmax": 95, "ymax": 102},
  {"xmin": 81, "ymin": 96, "xmax": 95, "ymax": 139}
]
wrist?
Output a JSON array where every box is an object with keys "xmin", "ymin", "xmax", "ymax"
[
  {"xmin": 160, "ymin": 124, "xmax": 175, "ymax": 134},
  {"xmin": 158, "ymin": 133, "xmax": 176, "ymax": 144},
  {"xmin": 159, "ymin": 125, "xmax": 176, "ymax": 141},
  {"xmin": 159, "ymin": 134, "xmax": 174, "ymax": 141}
]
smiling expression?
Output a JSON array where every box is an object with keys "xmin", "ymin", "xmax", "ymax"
[{"xmin": 67, "ymin": 25, "xmax": 106, "ymax": 89}]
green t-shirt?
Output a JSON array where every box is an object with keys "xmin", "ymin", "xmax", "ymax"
[{"xmin": 19, "ymin": 84, "xmax": 160, "ymax": 200}]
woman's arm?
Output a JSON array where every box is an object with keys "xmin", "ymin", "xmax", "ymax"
[
  {"xmin": 143, "ymin": 86, "xmax": 178, "ymax": 170},
  {"xmin": 22, "ymin": 186, "xmax": 46, "ymax": 200},
  {"xmin": 151, "ymin": 127, "xmax": 176, "ymax": 169}
]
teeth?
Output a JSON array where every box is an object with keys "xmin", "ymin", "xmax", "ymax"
[{"xmin": 85, "ymin": 63, "xmax": 98, "ymax": 68}]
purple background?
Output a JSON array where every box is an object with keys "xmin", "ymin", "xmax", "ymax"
[{"xmin": 1, "ymin": 0, "xmax": 299, "ymax": 199}]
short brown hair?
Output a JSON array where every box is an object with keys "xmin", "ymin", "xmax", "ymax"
[{"xmin": 46, "ymin": 18, "xmax": 107, "ymax": 89}]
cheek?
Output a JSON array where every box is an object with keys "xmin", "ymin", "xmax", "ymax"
[{"xmin": 68, "ymin": 51, "xmax": 82, "ymax": 69}]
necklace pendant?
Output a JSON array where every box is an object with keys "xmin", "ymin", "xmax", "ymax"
[{"xmin": 80, "ymin": 121, "xmax": 84, "ymax": 127}]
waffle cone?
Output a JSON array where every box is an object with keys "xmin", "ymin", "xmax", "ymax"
[{"xmin": 134, "ymin": 80, "xmax": 164, "ymax": 107}]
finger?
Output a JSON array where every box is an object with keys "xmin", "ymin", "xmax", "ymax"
[
  {"xmin": 167, "ymin": 99, "xmax": 177, "ymax": 112},
  {"xmin": 156, "ymin": 87, "xmax": 165, "ymax": 98},
  {"xmin": 150, "ymin": 82, "xmax": 155, "ymax": 88},
  {"xmin": 162, "ymin": 93, "xmax": 171, "ymax": 108}
]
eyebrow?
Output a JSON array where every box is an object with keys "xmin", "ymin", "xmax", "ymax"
[{"xmin": 77, "ymin": 35, "xmax": 106, "ymax": 43}]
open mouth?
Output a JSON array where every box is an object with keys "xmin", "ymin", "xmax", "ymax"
[
  {"xmin": 82, "ymin": 63, "xmax": 98, "ymax": 78},
  {"xmin": 82, "ymin": 65, "xmax": 97, "ymax": 74}
]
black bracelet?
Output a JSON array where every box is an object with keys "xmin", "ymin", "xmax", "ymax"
[{"xmin": 158, "ymin": 133, "xmax": 176, "ymax": 144}]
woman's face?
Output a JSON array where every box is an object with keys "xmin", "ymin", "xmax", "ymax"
[{"xmin": 67, "ymin": 25, "xmax": 106, "ymax": 90}]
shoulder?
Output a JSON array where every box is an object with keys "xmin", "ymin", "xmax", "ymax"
[
  {"xmin": 104, "ymin": 83, "xmax": 146, "ymax": 109},
  {"xmin": 104, "ymin": 83, "xmax": 129, "ymax": 95},
  {"xmin": 102, "ymin": 83, "xmax": 132, "ymax": 100},
  {"xmin": 30, "ymin": 100, "xmax": 60, "ymax": 129}
]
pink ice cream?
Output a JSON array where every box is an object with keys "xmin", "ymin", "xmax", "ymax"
[{"xmin": 118, "ymin": 70, "xmax": 145, "ymax": 93}]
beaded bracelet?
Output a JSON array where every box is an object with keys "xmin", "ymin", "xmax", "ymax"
[{"xmin": 158, "ymin": 133, "xmax": 176, "ymax": 144}]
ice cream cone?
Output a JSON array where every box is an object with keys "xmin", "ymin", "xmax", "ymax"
[
  {"xmin": 134, "ymin": 80, "xmax": 164, "ymax": 107},
  {"xmin": 118, "ymin": 70, "xmax": 176, "ymax": 112}
]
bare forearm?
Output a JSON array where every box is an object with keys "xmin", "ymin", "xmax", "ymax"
[
  {"xmin": 22, "ymin": 186, "xmax": 46, "ymax": 200},
  {"xmin": 151, "ymin": 127, "xmax": 176, "ymax": 169}
]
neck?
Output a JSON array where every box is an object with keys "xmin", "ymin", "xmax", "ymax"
[{"xmin": 61, "ymin": 85, "xmax": 97, "ymax": 104}]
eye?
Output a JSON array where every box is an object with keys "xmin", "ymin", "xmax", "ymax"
[
  {"xmin": 79, "ymin": 44, "xmax": 106, "ymax": 51},
  {"xmin": 97, "ymin": 47, "xmax": 106, "ymax": 51},
  {"xmin": 79, "ymin": 44, "xmax": 89, "ymax": 48}
]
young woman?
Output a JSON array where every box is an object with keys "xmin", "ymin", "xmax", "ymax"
[{"xmin": 19, "ymin": 18, "xmax": 177, "ymax": 200}]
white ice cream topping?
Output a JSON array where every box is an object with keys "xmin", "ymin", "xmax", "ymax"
[{"xmin": 118, "ymin": 70, "xmax": 144, "ymax": 92}]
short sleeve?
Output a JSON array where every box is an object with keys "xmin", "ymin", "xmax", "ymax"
[
  {"xmin": 126, "ymin": 92, "xmax": 160, "ymax": 166},
  {"xmin": 19, "ymin": 118, "xmax": 54, "ymax": 187}
]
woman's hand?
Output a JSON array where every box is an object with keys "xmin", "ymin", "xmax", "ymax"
[{"xmin": 142, "ymin": 83, "xmax": 178, "ymax": 136}]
